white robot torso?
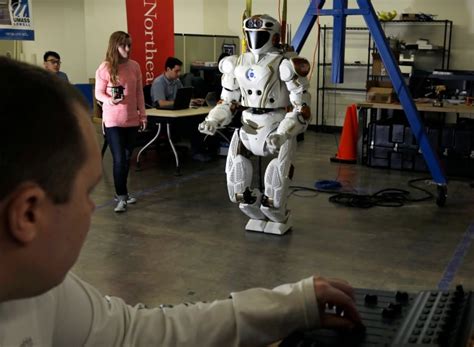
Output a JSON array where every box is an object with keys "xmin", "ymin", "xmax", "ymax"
[
  {"xmin": 220, "ymin": 51, "xmax": 310, "ymax": 156},
  {"xmin": 234, "ymin": 52, "xmax": 290, "ymax": 109}
]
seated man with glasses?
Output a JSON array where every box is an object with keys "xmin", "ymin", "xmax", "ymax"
[{"xmin": 43, "ymin": 51, "xmax": 69, "ymax": 82}]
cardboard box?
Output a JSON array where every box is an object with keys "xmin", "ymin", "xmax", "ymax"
[
  {"xmin": 372, "ymin": 51, "xmax": 400, "ymax": 77},
  {"xmin": 366, "ymin": 80, "xmax": 396, "ymax": 103},
  {"xmin": 372, "ymin": 53, "xmax": 385, "ymax": 76},
  {"xmin": 400, "ymin": 13, "xmax": 417, "ymax": 21}
]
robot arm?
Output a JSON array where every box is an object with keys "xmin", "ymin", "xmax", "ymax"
[
  {"xmin": 198, "ymin": 56, "xmax": 242, "ymax": 136},
  {"xmin": 267, "ymin": 57, "xmax": 312, "ymax": 153}
]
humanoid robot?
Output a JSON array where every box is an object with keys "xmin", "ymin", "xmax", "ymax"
[{"xmin": 198, "ymin": 14, "xmax": 311, "ymax": 235}]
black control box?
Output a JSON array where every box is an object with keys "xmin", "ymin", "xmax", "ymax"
[{"xmin": 280, "ymin": 286, "xmax": 473, "ymax": 347}]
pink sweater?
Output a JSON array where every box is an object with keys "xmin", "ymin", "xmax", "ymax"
[{"xmin": 95, "ymin": 60, "xmax": 146, "ymax": 128}]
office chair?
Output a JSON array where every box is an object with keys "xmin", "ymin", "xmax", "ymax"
[
  {"xmin": 143, "ymin": 84, "xmax": 154, "ymax": 109},
  {"xmin": 135, "ymin": 84, "xmax": 159, "ymax": 161}
]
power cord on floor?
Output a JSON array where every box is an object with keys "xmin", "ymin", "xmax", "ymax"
[
  {"xmin": 328, "ymin": 185, "xmax": 432, "ymax": 208},
  {"xmin": 289, "ymin": 177, "xmax": 435, "ymax": 208},
  {"xmin": 288, "ymin": 185, "xmax": 319, "ymax": 198}
]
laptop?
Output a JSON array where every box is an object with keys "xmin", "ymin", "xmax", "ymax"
[{"xmin": 156, "ymin": 87, "xmax": 193, "ymax": 110}]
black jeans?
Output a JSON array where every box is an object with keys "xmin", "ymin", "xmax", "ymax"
[{"xmin": 105, "ymin": 126, "xmax": 138, "ymax": 197}]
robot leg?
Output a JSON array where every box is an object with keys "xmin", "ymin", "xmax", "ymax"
[
  {"xmin": 260, "ymin": 137, "xmax": 297, "ymax": 235},
  {"xmin": 225, "ymin": 130, "xmax": 267, "ymax": 232}
]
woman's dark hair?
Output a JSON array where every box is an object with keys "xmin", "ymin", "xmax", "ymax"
[{"xmin": 0, "ymin": 57, "xmax": 88, "ymax": 203}]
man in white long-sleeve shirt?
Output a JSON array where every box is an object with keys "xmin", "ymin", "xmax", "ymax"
[{"xmin": 0, "ymin": 57, "xmax": 361, "ymax": 346}]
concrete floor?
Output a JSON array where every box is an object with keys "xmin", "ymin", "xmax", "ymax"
[{"xmin": 72, "ymin": 129, "xmax": 474, "ymax": 309}]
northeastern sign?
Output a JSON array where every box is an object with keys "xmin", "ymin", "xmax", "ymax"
[{"xmin": 126, "ymin": 0, "xmax": 174, "ymax": 86}]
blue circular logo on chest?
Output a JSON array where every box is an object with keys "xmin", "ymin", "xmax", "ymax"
[{"xmin": 246, "ymin": 69, "xmax": 257, "ymax": 81}]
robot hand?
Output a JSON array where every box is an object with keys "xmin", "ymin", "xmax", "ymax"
[
  {"xmin": 266, "ymin": 132, "xmax": 289, "ymax": 154},
  {"xmin": 198, "ymin": 119, "xmax": 219, "ymax": 135},
  {"xmin": 198, "ymin": 104, "xmax": 232, "ymax": 136}
]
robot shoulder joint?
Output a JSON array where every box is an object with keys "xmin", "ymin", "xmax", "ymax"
[
  {"xmin": 219, "ymin": 55, "xmax": 238, "ymax": 74},
  {"xmin": 279, "ymin": 56, "xmax": 311, "ymax": 81},
  {"xmin": 291, "ymin": 57, "xmax": 311, "ymax": 77}
]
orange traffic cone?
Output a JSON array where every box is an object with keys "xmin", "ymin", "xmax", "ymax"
[{"xmin": 330, "ymin": 104, "xmax": 358, "ymax": 164}]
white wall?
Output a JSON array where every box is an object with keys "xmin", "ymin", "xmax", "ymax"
[
  {"xmin": 174, "ymin": 0, "xmax": 231, "ymax": 35},
  {"xmin": 15, "ymin": 0, "xmax": 474, "ymax": 85},
  {"xmin": 83, "ymin": 0, "xmax": 127, "ymax": 82},
  {"xmin": 22, "ymin": 0, "xmax": 87, "ymax": 83}
]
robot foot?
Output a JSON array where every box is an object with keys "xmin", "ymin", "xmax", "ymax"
[
  {"xmin": 245, "ymin": 216, "xmax": 292, "ymax": 235},
  {"xmin": 239, "ymin": 190, "xmax": 266, "ymax": 221},
  {"xmin": 260, "ymin": 206, "xmax": 290, "ymax": 225},
  {"xmin": 263, "ymin": 217, "xmax": 292, "ymax": 235},
  {"xmin": 245, "ymin": 219, "xmax": 268, "ymax": 233}
]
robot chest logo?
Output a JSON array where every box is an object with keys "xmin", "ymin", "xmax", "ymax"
[{"xmin": 246, "ymin": 69, "xmax": 257, "ymax": 81}]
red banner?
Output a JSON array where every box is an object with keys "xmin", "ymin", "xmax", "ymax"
[{"xmin": 125, "ymin": 0, "xmax": 174, "ymax": 86}]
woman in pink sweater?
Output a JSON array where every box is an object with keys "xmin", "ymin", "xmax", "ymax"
[{"xmin": 95, "ymin": 31, "xmax": 147, "ymax": 213}]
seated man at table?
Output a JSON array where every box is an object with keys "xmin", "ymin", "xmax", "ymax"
[
  {"xmin": 151, "ymin": 57, "xmax": 213, "ymax": 162},
  {"xmin": 43, "ymin": 51, "xmax": 69, "ymax": 82},
  {"xmin": 151, "ymin": 57, "xmax": 203, "ymax": 108},
  {"xmin": 1, "ymin": 57, "xmax": 362, "ymax": 346}
]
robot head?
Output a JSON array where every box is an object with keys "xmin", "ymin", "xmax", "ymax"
[{"xmin": 243, "ymin": 15, "xmax": 281, "ymax": 55}]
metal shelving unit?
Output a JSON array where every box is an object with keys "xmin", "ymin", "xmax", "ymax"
[
  {"xmin": 316, "ymin": 19, "xmax": 453, "ymax": 130},
  {"xmin": 378, "ymin": 20, "xmax": 453, "ymax": 70}
]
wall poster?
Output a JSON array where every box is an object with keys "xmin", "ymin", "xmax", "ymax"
[{"xmin": 0, "ymin": 0, "xmax": 34, "ymax": 40}]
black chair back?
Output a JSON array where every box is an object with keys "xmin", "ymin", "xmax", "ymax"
[{"xmin": 143, "ymin": 84, "xmax": 154, "ymax": 109}]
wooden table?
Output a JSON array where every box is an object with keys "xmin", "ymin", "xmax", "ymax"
[{"xmin": 137, "ymin": 106, "xmax": 212, "ymax": 173}]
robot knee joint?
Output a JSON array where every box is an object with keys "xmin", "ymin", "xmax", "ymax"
[
  {"xmin": 236, "ymin": 187, "xmax": 257, "ymax": 204},
  {"xmin": 261, "ymin": 194, "xmax": 274, "ymax": 208}
]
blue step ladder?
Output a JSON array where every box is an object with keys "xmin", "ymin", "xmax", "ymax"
[{"xmin": 292, "ymin": 0, "xmax": 448, "ymax": 206}]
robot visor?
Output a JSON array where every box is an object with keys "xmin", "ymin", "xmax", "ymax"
[
  {"xmin": 245, "ymin": 17, "xmax": 264, "ymax": 29},
  {"xmin": 246, "ymin": 31, "xmax": 270, "ymax": 50}
]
